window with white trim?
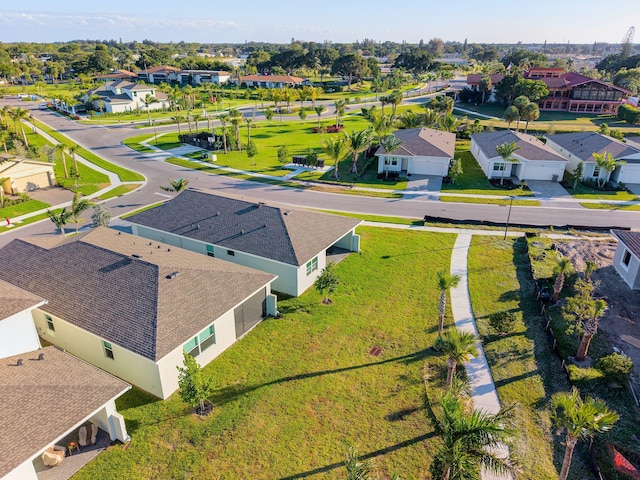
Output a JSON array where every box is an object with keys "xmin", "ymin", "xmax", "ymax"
[
  {"xmin": 45, "ymin": 314, "xmax": 55, "ymax": 332},
  {"xmin": 493, "ymin": 162, "xmax": 505, "ymax": 171},
  {"xmin": 103, "ymin": 341, "xmax": 114, "ymax": 360},
  {"xmin": 306, "ymin": 256, "xmax": 318, "ymax": 275},
  {"xmin": 593, "ymin": 164, "xmax": 600, "ymax": 177}
]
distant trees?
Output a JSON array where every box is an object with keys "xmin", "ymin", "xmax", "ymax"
[{"xmin": 331, "ymin": 53, "xmax": 369, "ymax": 90}]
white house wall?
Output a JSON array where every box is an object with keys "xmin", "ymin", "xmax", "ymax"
[
  {"xmin": 4, "ymin": 458, "xmax": 38, "ymax": 480},
  {"xmin": 518, "ymin": 160, "xmax": 566, "ymax": 181},
  {"xmin": 613, "ymin": 243, "xmax": 640, "ymax": 290},
  {"xmin": 0, "ymin": 309, "xmax": 41, "ymax": 359},
  {"xmin": 470, "ymin": 139, "xmax": 493, "ymax": 178},
  {"xmin": 32, "ymin": 310, "xmax": 166, "ymax": 398},
  {"xmin": 612, "ymin": 164, "xmax": 640, "ymax": 184},
  {"xmin": 409, "ymin": 156, "xmax": 450, "ymax": 176}
]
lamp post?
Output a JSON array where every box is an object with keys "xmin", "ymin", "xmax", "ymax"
[{"xmin": 503, "ymin": 195, "xmax": 515, "ymax": 240}]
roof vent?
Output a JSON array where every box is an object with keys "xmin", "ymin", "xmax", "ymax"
[
  {"xmin": 157, "ymin": 245, "xmax": 161, "ymax": 249},
  {"xmin": 16, "ymin": 359, "xmax": 23, "ymax": 366},
  {"xmin": 241, "ymin": 229, "xmax": 245, "ymax": 234},
  {"xmin": 38, "ymin": 353, "xmax": 45, "ymax": 361},
  {"xmin": 132, "ymin": 254, "xmax": 141, "ymax": 258},
  {"xmin": 166, "ymin": 271, "xmax": 179, "ymax": 279},
  {"xmin": 284, "ymin": 211, "xmax": 292, "ymax": 215},
  {"xmin": 118, "ymin": 232, "xmax": 121, "ymax": 235},
  {"xmin": 216, "ymin": 211, "xmax": 220, "ymax": 216},
  {"xmin": 149, "ymin": 242, "xmax": 153, "ymax": 246},
  {"xmin": 167, "ymin": 248, "xmax": 171, "ymax": 252}
]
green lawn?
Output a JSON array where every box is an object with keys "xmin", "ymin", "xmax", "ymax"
[
  {"xmin": 579, "ymin": 202, "xmax": 640, "ymax": 210},
  {"xmin": 0, "ymin": 208, "xmax": 61, "ymax": 234},
  {"xmin": 440, "ymin": 196, "xmax": 541, "ymax": 206},
  {"xmin": 468, "ymin": 236, "xmax": 559, "ymax": 480},
  {"xmin": 0, "ymin": 199, "xmax": 50, "ymax": 218},
  {"xmin": 122, "ymin": 134, "xmax": 156, "ymax": 153},
  {"xmin": 561, "ymin": 175, "xmax": 639, "ymax": 201},
  {"xmin": 71, "ymin": 227, "xmax": 457, "ymax": 479}
]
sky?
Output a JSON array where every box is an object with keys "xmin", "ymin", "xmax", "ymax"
[{"xmin": 0, "ymin": 1, "xmax": 636, "ymax": 45}]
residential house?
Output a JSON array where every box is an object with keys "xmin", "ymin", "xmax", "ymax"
[
  {"xmin": 470, "ymin": 130, "xmax": 567, "ymax": 182},
  {"xmin": 85, "ymin": 80, "xmax": 169, "ymax": 114},
  {"xmin": 234, "ymin": 75, "xmax": 308, "ymax": 88},
  {"xmin": 626, "ymin": 135, "xmax": 640, "ymax": 150},
  {"xmin": 465, "ymin": 73, "xmax": 506, "ymax": 103},
  {"xmin": 94, "ymin": 69, "xmax": 138, "ymax": 82},
  {"xmin": 611, "ymin": 230, "xmax": 640, "ymax": 290},
  {"xmin": 126, "ymin": 189, "xmax": 362, "ymax": 297},
  {"xmin": 136, "ymin": 65, "xmax": 181, "ymax": 85},
  {"xmin": 545, "ymin": 132, "xmax": 640, "ymax": 184},
  {"xmin": 0, "ymin": 155, "xmax": 56, "ymax": 194},
  {"xmin": 0, "ymin": 279, "xmax": 130, "ymax": 480},
  {"xmin": 0, "ymin": 227, "xmax": 277, "ymax": 399},
  {"xmin": 176, "ymin": 70, "xmax": 230, "ymax": 86},
  {"xmin": 375, "ymin": 128, "xmax": 455, "ymax": 176}
]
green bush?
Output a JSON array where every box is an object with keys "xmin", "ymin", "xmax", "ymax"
[
  {"xmin": 618, "ymin": 104, "xmax": 640, "ymax": 124},
  {"xmin": 488, "ymin": 311, "xmax": 516, "ymax": 335},
  {"xmin": 596, "ymin": 353, "xmax": 633, "ymax": 383},
  {"xmin": 567, "ymin": 364, "xmax": 603, "ymax": 384}
]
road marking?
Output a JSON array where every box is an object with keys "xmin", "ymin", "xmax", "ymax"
[{"xmin": 154, "ymin": 192, "xmax": 173, "ymax": 198}]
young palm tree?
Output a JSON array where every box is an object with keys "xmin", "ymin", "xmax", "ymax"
[
  {"xmin": 70, "ymin": 192, "xmax": 92, "ymax": 234},
  {"xmin": 550, "ymin": 387, "xmax": 618, "ymax": 480},
  {"xmin": 323, "ymin": 134, "xmax": 350, "ymax": 180},
  {"xmin": 171, "ymin": 115, "xmax": 185, "ymax": 136},
  {"xmin": 512, "ymin": 95, "xmax": 530, "ymax": 132},
  {"xmin": 575, "ymin": 298, "xmax": 607, "ymax": 361},
  {"xmin": 218, "ymin": 113, "xmax": 229, "ymax": 154},
  {"xmin": 55, "ymin": 143, "xmax": 69, "ymax": 178},
  {"xmin": 47, "ymin": 208, "xmax": 72, "ymax": 236},
  {"xmin": 441, "ymin": 328, "xmax": 478, "ymax": 387},
  {"xmin": 592, "ymin": 152, "xmax": 624, "ymax": 188},
  {"xmin": 160, "ymin": 178, "xmax": 189, "ymax": 193},
  {"xmin": 245, "ymin": 117, "xmax": 255, "ymax": 145},
  {"xmin": 584, "ymin": 260, "xmax": 597, "ymax": 282},
  {"xmin": 431, "ymin": 389, "xmax": 516, "ymax": 480},
  {"xmin": 334, "ymin": 99, "xmax": 347, "ymax": 128},
  {"xmin": 229, "ymin": 116, "xmax": 242, "ymax": 151},
  {"xmin": 0, "ymin": 130, "xmax": 9, "ymax": 153},
  {"xmin": 344, "ymin": 445, "xmax": 373, "ymax": 480},
  {"xmin": 552, "ymin": 257, "xmax": 573, "ymax": 303},
  {"xmin": 439, "ymin": 113, "xmax": 462, "ymax": 133},
  {"xmin": 368, "ymin": 111, "xmax": 395, "ymax": 145},
  {"xmin": 522, "ymin": 103, "xmax": 540, "ymax": 133},
  {"xmin": 143, "ymin": 94, "xmax": 158, "ymax": 126},
  {"xmin": 314, "ymin": 105, "xmax": 326, "ymax": 129},
  {"xmin": 380, "ymin": 134, "xmax": 404, "ymax": 178},
  {"xmin": 495, "ymin": 141, "xmax": 521, "ymax": 186},
  {"xmin": 68, "ymin": 145, "xmax": 79, "ymax": 172},
  {"xmin": 13, "ymin": 107, "xmax": 30, "ymax": 147},
  {"xmin": 348, "ymin": 128, "xmax": 373, "ymax": 174},
  {"xmin": 192, "ymin": 113, "xmax": 201, "ymax": 133},
  {"xmin": 0, "ymin": 176, "xmax": 9, "ymax": 207},
  {"xmin": 437, "ymin": 270, "xmax": 461, "ymax": 336}
]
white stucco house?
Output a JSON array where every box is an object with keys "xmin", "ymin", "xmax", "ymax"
[
  {"xmin": 0, "ymin": 227, "xmax": 277, "ymax": 400},
  {"xmin": 85, "ymin": 80, "xmax": 169, "ymax": 114},
  {"xmin": 470, "ymin": 130, "xmax": 567, "ymax": 182},
  {"xmin": 545, "ymin": 132, "xmax": 640, "ymax": 185},
  {"xmin": 126, "ymin": 188, "xmax": 362, "ymax": 297},
  {"xmin": 375, "ymin": 127, "xmax": 456, "ymax": 176},
  {"xmin": 611, "ymin": 230, "xmax": 640, "ymax": 290},
  {"xmin": 0, "ymin": 280, "xmax": 130, "ymax": 480},
  {"xmin": 176, "ymin": 70, "xmax": 230, "ymax": 86}
]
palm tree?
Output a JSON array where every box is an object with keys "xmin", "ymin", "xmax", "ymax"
[
  {"xmin": 380, "ymin": 134, "xmax": 404, "ymax": 178},
  {"xmin": 171, "ymin": 115, "xmax": 185, "ymax": 136},
  {"xmin": 55, "ymin": 143, "xmax": 69, "ymax": 178},
  {"xmin": 47, "ymin": 208, "xmax": 72, "ymax": 236},
  {"xmin": 552, "ymin": 257, "xmax": 573, "ymax": 303},
  {"xmin": 282, "ymin": 87, "xmax": 297, "ymax": 113},
  {"xmin": 592, "ymin": 152, "xmax": 624, "ymax": 188},
  {"xmin": 503, "ymin": 106, "xmax": 519, "ymax": 130},
  {"xmin": 387, "ymin": 90, "xmax": 403, "ymax": 116},
  {"xmin": 334, "ymin": 99, "xmax": 347, "ymax": 128},
  {"xmin": 348, "ymin": 128, "xmax": 373, "ymax": 174},
  {"xmin": 0, "ymin": 176, "xmax": 9, "ymax": 207},
  {"xmin": 550, "ymin": 388, "xmax": 618, "ymax": 480},
  {"xmin": 0, "ymin": 130, "xmax": 9, "ymax": 153},
  {"xmin": 344, "ymin": 445, "xmax": 373, "ymax": 480},
  {"xmin": 244, "ymin": 117, "xmax": 255, "ymax": 145},
  {"xmin": 397, "ymin": 110, "xmax": 423, "ymax": 129},
  {"xmin": 512, "ymin": 96, "xmax": 530, "ymax": 132},
  {"xmin": 314, "ymin": 105, "xmax": 326, "ymax": 129},
  {"xmin": 441, "ymin": 328, "xmax": 478, "ymax": 387},
  {"xmin": 143, "ymin": 94, "xmax": 158, "ymax": 126},
  {"xmin": 192, "ymin": 113, "xmax": 201, "ymax": 133},
  {"xmin": 256, "ymin": 88, "xmax": 268, "ymax": 108},
  {"xmin": 13, "ymin": 107, "xmax": 29, "ymax": 147},
  {"xmin": 323, "ymin": 134, "xmax": 350, "ymax": 180},
  {"xmin": 218, "ymin": 113, "xmax": 229, "ymax": 154},
  {"xmin": 160, "ymin": 178, "xmax": 189, "ymax": 193},
  {"xmin": 575, "ymin": 299, "xmax": 607, "ymax": 361},
  {"xmin": 439, "ymin": 113, "xmax": 462, "ymax": 133},
  {"xmin": 68, "ymin": 145, "xmax": 79, "ymax": 173},
  {"xmin": 229, "ymin": 116, "xmax": 242, "ymax": 151},
  {"xmin": 431, "ymin": 389, "xmax": 516, "ymax": 480},
  {"xmin": 368, "ymin": 111, "xmax": 395, "ymax": 145},
  {"xmin": 495, "ymin": 141, "xmax": 520, "ymax": 186},
  {"xmin": 437, "ymin": 270, "xmax": 461, "ymax": 336},
  {"xmin": 70, "ymin": 192, "xmax": 92, "ymax": 234},
  {"xmin": 270, "ymin": 89, "xmax": 283, "ymax": 114},
  {"xmin": 522, "ymin": 103, "xmax": 540, "ymax": 133}
]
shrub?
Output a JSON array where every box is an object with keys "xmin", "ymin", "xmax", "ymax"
[
  {"xmin": 488, "ymin": 311, "xmax": 516, "ymax": 335},
  {"xmin": 618, "ymin": 104, "xmax": 640, "ymax": 124},
  {"xmin": 596, "ymin": 353, "xmax": 633, "ymax": 383},
  {"xmin": 567, "ymin": 364, "xmax": 603, "ymax": 384}
]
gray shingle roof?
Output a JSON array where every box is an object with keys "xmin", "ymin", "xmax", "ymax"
[
  {"xmin": 0, "ymin": 346, "xmax": 129, "ymax": 477},
  {"xmin": 612, "ymin": 230, "xmax": 640, "ymax": 259},
  {"xmin": 0, "ymin": 228, "xmax": 275, "ymax": 361},
  {"xmin": 471, "ymin": 130, "xmax": 566, "ymax": 162},
  {"xmin": 375, "ymin": 128, "xmax": 455, "ymax": 158},
  {"xmin": 127, "ymin": 189, "xmax": 362, "ymax": 266},
  {"xmin": 545, "ymin": 132, "xmax": 640, "ymax": 163},
  {"xmin": 0, "ymin": 279, "xmax": 45, "ymax": 321}
]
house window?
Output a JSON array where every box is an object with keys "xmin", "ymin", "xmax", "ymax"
[
  {"xmin": 623, "ymin": 250, "xmax": 632, "ymax": 268},
  {"xmin": 103, "ymin": 341, "xmax": 114, "ymax": 360},
  {"xmin": 384, "ymin": 159, "xmax": 390, "ymax": 165},
  {"xmin": 133, "ymin": 91, "xmax": 137, "ymax": 97},
  {"xmin": 391, "ymin": 159, "xmax": 398, "ymax": 166},
  {"xmin": 227, "ymin": 249, "xmax": 235, "ymax": 256},
  {"xmin": 593, "ymin": 164, "xmax": 600, "ymax": 177},
  {"xmin": 184, "ymin": 325, "xmax": 216, "ymax": 356},
  {"xmin": 493, "ymin": 162, "xmax": 505, "ymax": 171},
  {"xmin": 45, "ymin": 314, "xmax": 55, "ymax": 332},
  {"xmin": 306, "ymin": 256, "xmax": 318, "ymax": 275},
  {"xmin": 206, "ymin": 245, "xmax": 215, "ymax": 257}
]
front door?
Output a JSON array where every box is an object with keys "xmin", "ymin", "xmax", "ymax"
[{"xmin": 510, "ymin": 163, "xmax": 519, "ymax": 177}]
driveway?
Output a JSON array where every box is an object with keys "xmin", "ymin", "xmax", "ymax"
[
  {"xmin": 625, "ymin": 184, "xmax": 640, "ymax": 196},
  {"xmin": 405, "ymin": 174, "xmax": 442, "ymax": 192},
  {"xmin": 525, "ymin": 180, "xmax": 571, "ymax": 199},
  {"xmin": 27, "ymin": 186, "xmax": 75, "ymax": 206}
]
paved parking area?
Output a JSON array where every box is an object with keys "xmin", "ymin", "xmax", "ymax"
[
  {"xmin": 625, "ymin": 184, "xmax": 640, "ymax": 196},
  {"xmin": 27, "ymin": 187, "xmax": 75, "ymax": 206},
  {"xmin": 525, "ymin": 180, "xmax": 571, "ymax": 199},
  {"xmin": 405, "ymin": 174, "xmax": 443, "ymax": 192}
]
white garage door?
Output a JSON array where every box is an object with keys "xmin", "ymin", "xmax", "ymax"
[
  {"xmin": 410, "ymin": 159, "xmax": 448, "ymax": 176},
  {"xmin": 616, "ymin": 165, "xmax": 640, "ymax": 184}
]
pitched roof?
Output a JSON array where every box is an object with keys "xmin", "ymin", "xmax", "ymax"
[
  {"xmin": 545, "ymin": 132, "xmax": 640, "ymax": 163},
  {"xmin": 240, "ymin": 74, "xmax": 305, "ymax": 83},
  {"xmin": 466, "ymin": 73, "xmax": 505, "ymax": 85},
  {"xmin": 0, "ymin": 156, "xmax": 55, "ymax": 175},
  {"xmin": 612, "ymin": 230, "xmax": 640, "ymax": 259},
  {"xmin": 0, "ymin": 279, "xmax": 45, "ymax": 321},
  {"xmin": 625, "ymin": 135, "xmax": 640, "ymax": 149},
  {"xmin": 0, "ymin": 346, "xmax": 129, "ymax": 478},
  {"xmin": 138, "ymin": 65, "xmax": 180, "ymax": 74},
  {"xmin": 471, "ymin": 130, "xmax": 566, "ymax": 162},
  {"xmin": 127, "ymin": 189, "xmax": 362, "ymax": 266},
  {"xmin": 0, "ymin": 227, "xmax": 275, "ymax": 361},
  {"xmin": 375, "ymin": 128, "xmax": 455, "ymax": 158}
]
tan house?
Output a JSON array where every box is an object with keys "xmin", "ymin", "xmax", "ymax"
[{"xmin": 0, "ymin": 155, "xmax": 56, "ymax": 194}]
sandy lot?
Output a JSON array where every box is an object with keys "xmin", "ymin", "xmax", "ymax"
[{"xmin": 556, "ymin": 238, "xmax": 640, "ymax": 390}]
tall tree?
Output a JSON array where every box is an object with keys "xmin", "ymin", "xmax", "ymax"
[
  {"xmin": 503, "ymin": 105, "xmax": 519, "ymax": 130},
  {"xmin": 334, "ymin": 99, "xmax": 347, "ymax": 128},
  {"xmin": 70, "ymin": 192, "xmax": 92, "ymax": 234},
  {"xmin": 68, "ymin": 145, "xmax": 80, "ymax": 173},
  {"xmin": 437, "ymin": 270, "xmax": 461, "ymax": 336},
  {"xmin": 314, "ymin": 105, "xmax": 326, "ymax": 129},
  {"xmin": 478, "ymin": 74, "xmax": 492, "ymax": 104},
  {"xmin": 143, "ymin": 94, "xmax": 158, "ymax": 126},
  {"xmin": 55, "ymin": 143, "xmax": 69, "ymax": 178},
  {"xmin": 218, "ymin": 113, "xmax": 229, "ymax": 153},
  {"xmin": 495, "ymin": 141, "xmax": 520, "ymax": 185},
  {"xmin": 323, "ymin": 134, "xmax": 350, "ymax": 180},
  {"xmin": 331, "ymin": 53, "xmax": 369, "ymax": 90},
  {"xmin": 171, "ymin": 114, "xmax": 185, "ymax": 135},
  {"xmin": 522, "ymin": 103, "xmax": 540, "ymax": 133},
  {"xmin": 13, "ymin": 107, "xmax": 29, "ymax": 147},
  {"xmin": 512, "ymin": 95, "xmax": 530, "ymax": 132},
  {"xmin": 348, "ymin": 128, "xmax": 373, "ymax": 174},
  {"xmin": 550, "ymin": 388, "xmax": 618, "ymax": 480},
  {"xmin": 441, "ymin": 328, "xmax": 478, "ymax": 387}
]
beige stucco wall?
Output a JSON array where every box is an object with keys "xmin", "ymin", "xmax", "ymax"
[{"xmin": 613, "ymin": 242, "xmax": 640, "ymax": 290}]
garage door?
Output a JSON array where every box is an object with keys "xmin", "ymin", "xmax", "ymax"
[
  {"xmin": 616, "ymin": 165, "xmax": 640, "ymax": 185},
  {"xmin": 234, "ymin": 288, "xmax": 267, "ymax": 339},
  {"xmin": 410, "ymin": 159, "xmax": 447, "ymax": 176},
  {"xmin": 522, "ymin": 165, "xmax": 560, "ymax": 181}
]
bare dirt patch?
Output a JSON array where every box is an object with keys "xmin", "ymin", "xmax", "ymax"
[{"xmin": 556, "ymin": 238, "xmax": 640, "ymax": 390}]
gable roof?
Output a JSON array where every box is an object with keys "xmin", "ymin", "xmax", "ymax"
[
  {"xmin": 471, "ymin": 130, "xmax": 566, "ymax": 162},
  {"xmin": 466, "ymin": 73, "xmax": 505, "ymax": 86},
  {"xmin": 0, "ymin": 156, "xmax": 55, "ymax": 176},
  {"xmin": 0, "ymin": 346, "xmax": 129, "ymax": 478},
  {"xmin": 612, "ymin": 230, "xmax": 640, "ymax": 259},
  {"xmin": 0, "ymin": 228, "xmax": 275, "ymax": 361},
  {"xmin": 0, "ymin": 279, "xmax": 45, "ymax": 321},
  {"xmin": 545, "ymin": 132, "xmax": 640, "ymax": 163},
  {"xmin": 239, "ymin": 74, "xmax": 305, "ymax": 84},
  {"xmin": 625, "ymin": 135, "xmax": 640, "ymax": 149},
  {"xmin": 127, "ymin": 189, "xmax": 362, "ymax": 266},
  {"xmin": 375, "ymin": 128, "xmax": 455, "ymax": 158},
  {"xmin": 138, "ymin": 65, "xmax": 180, "ymax": 74}
]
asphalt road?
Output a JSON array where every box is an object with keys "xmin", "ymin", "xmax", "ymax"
[{"xmin": 1, "ymin": 97, "xmax": 638, "ymax": 249}]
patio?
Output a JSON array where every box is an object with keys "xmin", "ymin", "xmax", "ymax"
[{"xmin": 34, "ymin": 423, "xmax": 115, "ymax": 480}]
